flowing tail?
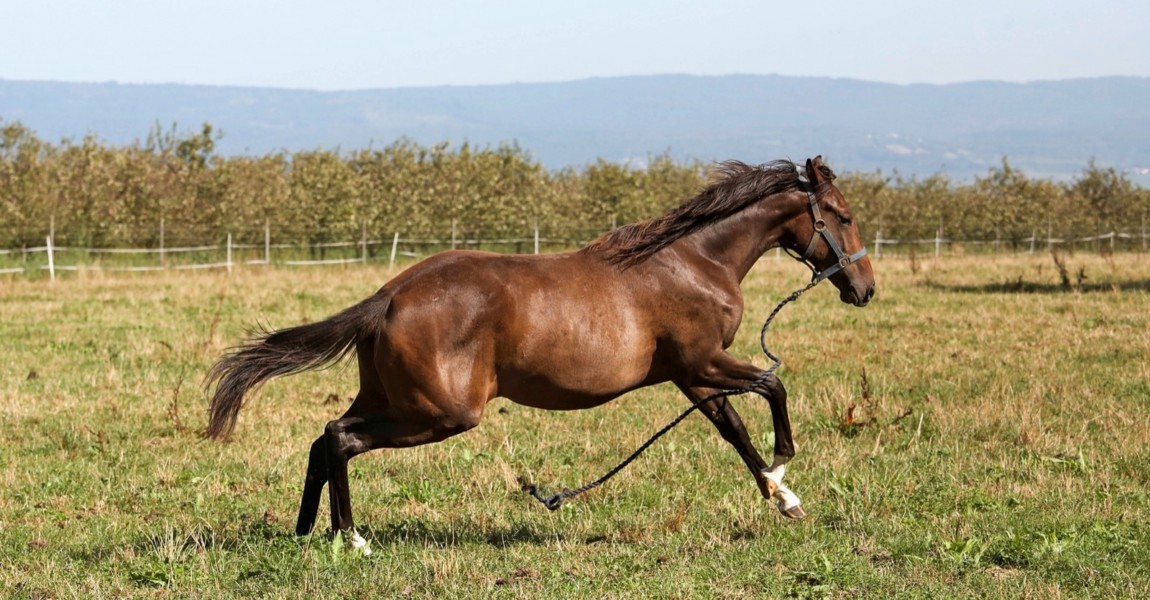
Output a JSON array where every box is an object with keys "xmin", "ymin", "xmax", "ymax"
[{"xmin": 205, "ymin": 293, "xmax": 389, "ymax": 440}]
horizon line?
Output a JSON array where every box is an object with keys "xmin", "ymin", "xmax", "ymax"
[{"xmin": 2, "ymin": 72, "xmax": 1148, "ymax": 94}]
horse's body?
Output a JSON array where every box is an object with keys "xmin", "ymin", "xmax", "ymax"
[{"xmin": 207, "ymin": 157, "xmax": 874, "ymax": 550}]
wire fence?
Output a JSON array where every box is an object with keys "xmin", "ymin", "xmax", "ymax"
[
  {"xmin": 0, "ymin": 220, "xmax": 608, "ymax": 279},
  {"xmin": 2, "ymin": 223, "xmax": 1147, "ymax": 280},
  {"xmin": 871, "ymin": 228, "xmax": 1149, "ymax": 257}
]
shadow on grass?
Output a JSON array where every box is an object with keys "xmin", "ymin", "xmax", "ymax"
[
  {"xmin": 923, "ymin": 278, "xmax": 1150, "ymax": 294},
  {"xmin": 71, "ymin": 516, "xmax": 564, "ymax": 568},
  {"xmin": 358, "ymin": 519, "xmax": 565, "ymax": 548},
  {"xmin": 70, "ymin": 518, "xmax": 291, "ymax": 564}
]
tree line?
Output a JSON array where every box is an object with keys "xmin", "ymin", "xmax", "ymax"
[{"xmin": 2, "ymin": 120, "xmax": 1147, "ymax": 251}]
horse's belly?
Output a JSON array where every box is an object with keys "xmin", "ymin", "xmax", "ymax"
[
  {"xmin": 496, "ymin": 337, "xmax": 657, "ymax": 410},
  {"xmin": 497, "ymin": 373, "xmax": 646, "ymax": 411}
]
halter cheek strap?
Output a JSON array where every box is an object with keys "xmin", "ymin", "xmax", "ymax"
[{"xmin": 791, "ymin": 164, "xmax": 868, "ymax": 283}]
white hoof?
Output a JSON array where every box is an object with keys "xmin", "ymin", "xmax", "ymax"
[
  {"xmin": 774, "ymin": 484, "xmax": 801, "ymax": 510},
  {"xmin": 761, "ymin": 460, "xmax": 804, "ymax": 519},
  {"xmin": 778, "ymin": 502, "xmax": 807, "ymax": 520},
  {"xmin": 348, "ymin": 530, "xmax": 373, "ymax": 556}
]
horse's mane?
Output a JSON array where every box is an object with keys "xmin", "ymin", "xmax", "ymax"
[{"xmin": 582, "ymin": 159, "xmax": 836, "ymax": 268}]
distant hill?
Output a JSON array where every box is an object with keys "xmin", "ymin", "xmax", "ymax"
[{"xmin": 2, "ymin": 74, "xmax": 1148, "ymax": 182}]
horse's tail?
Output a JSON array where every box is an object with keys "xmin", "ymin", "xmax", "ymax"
[{"xmin": 205, "ymin": 293, "xmax": 390, "ymax": 440}]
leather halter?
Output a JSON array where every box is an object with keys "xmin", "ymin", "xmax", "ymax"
[{"xmin": 788, "ymin": 164, "xmax": 869, "ymax": 283}]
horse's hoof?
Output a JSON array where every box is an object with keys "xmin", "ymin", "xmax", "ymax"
[
  {"xmin": 779, "ymin": 503, "xmax": 807, "ymax": 520},
  {"xmin": 349, "ymin": 530, "xmax": 373, "ymax": 556}
]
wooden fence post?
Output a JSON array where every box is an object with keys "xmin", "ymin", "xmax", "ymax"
[
  {"xmin": 534, "ymin": 219, "xmax": 539, "ymax": 255},
  {"xmin": 938, "ymin": 217, "xmax": 944, "ymax": 257},
  {"xmin": 360, "ymin": 222, "xmax": 368, "ymax": 264},
  {"xmin": 46, "ymin": 235, "xmax": 55, "ymax": 282},
  {"xmin": 159, "ymin": 216, "xmax": 166, "ymax": 268},
  {"xmin": 874, "ymin": 230, "xmax": 882, "ymax": 258},
  {"xmin": 390, "ymin": 232, "xmax": 399, "ymax": 269},
  {"xmin": 226, "ymin": 233, "xmax": 233, "ymax": 274},
  {"xmin": 264, "ymin": 219, "xmax": 271, "ymax": 265},
  {"xmin": 451, "ymin": 219, "xmax": 457, "ymax": 250}
]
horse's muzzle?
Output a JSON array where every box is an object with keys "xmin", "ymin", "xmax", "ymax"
[{"xmin": 842, "ymin": 284, "xmax": 874, "ymax": 307}]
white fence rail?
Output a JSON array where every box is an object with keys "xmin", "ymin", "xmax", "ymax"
[
  {"xmin": 0, "ymin": 220, "xmax": 598, "ymax": 280},
  {"xmin": 3, "ymin": 223, "xmax": 1147, "ymax": 280},
  {"xmin": 871, "ymin": 229, "xmax": 1148, "ymax": 257}
]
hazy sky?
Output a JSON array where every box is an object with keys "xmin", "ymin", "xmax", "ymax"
[{"xmin": 3, "ymin": 0, "xmax": 1147, "ymax": 90}]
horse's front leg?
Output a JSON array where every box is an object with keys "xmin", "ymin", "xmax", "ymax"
[
  {"xmin": 753, "ymin": 374, "xmax": 805, "ymax": 519},
  {"xmin": 683, "ymin": 354, "xmax": 806, "ymax": 519},
  {"xmin": 677, "ymin": 385, "xmax": 775, "ymax": 496}
]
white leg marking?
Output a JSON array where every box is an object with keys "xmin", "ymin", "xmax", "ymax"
[
  {"xmin": 763, "ymin": 456, "xmax": 788, "ymax": 487},
  {"xmin": 762, "ymin": 455, "xmax": 802, "ymax": 512},
  {"xmin": 762, "ymin": 454, "xmax": 789, "ymax": 492},
  {"xmin": 349, "ymin": 530, "xmax": 372, "ymax": 556},
  {"xmin": 774, "ymin": 483, "xmax": 802, "ymax": 511}
]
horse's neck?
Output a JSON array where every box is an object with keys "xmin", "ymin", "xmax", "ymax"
[{"xmin": 688, "ymin": 198, "xmax": 792, "ymax": 282}]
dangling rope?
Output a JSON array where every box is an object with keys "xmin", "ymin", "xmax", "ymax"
[{"xmin": 521, "ymin": 277, "xmax": 821, "ymax": 511}]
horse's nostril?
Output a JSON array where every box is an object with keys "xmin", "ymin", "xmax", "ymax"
[{"xmin": 852, "ymin": 285, "xmax": 875, "ymax": 306}]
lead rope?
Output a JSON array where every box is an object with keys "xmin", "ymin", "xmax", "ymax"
[{"xmin": 521, "ymin": 277, "xmax": 821, "ymax": 511}]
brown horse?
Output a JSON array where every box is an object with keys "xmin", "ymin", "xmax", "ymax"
[{"xmin": 206, "ymin": 156, "xmax": 874, "ymax": 552}]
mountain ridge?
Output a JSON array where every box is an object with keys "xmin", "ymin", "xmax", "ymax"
[{"xmin": 2, "ymin": 74, "xmax": 1148, "ymax": 182}]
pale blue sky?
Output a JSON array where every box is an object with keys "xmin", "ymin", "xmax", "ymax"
[{"xmin": 2, "ymin": 0, "xmax": 1147, "ymax": 89}]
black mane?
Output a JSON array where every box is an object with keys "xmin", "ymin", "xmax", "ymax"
[{"xmin": 583, "ymin": 159, "xmax": 835, "ymax": 268}]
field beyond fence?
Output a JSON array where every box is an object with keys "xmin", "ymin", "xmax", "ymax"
[{"xmin": 2, "ymin": 253, "xmax": 1149, "ymax": 597}]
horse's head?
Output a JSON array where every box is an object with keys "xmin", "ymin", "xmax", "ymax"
[{"xmin": 781, "ymin": 156, "xmax": 875, "ymax": 307}]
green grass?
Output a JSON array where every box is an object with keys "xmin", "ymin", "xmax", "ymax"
[{"xmin": 2, "ymin": 252, "xmax": 1149, "ymax": 598}]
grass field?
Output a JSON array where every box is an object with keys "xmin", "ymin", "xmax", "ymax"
[{"xmin": 2, "ymin": 252, "xmax": 1149, "ymax": 598}]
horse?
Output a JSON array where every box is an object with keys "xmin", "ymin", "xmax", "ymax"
[{"xmin": 206, "ymin": 156, "xmax": 875, "ymax": 553}]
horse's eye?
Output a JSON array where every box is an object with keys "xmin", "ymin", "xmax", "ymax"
[{"xmin": 839, "ymin": 215, "xmax": 852, "ymax": 226}]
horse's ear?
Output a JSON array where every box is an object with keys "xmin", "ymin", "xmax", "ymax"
[
  {"xmin": 806, "ymin": 156, "xmax": 824, "ymax": 184},
  {"xmin": 807, "ymin": 155, "xmax": 832, "ymax": 184}
]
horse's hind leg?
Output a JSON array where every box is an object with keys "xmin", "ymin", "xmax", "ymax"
[
  {"xmin": 293, "ymin": 384, "xmax": 409, "ymax": 538},
  {"xmin": 295, "ymin": 384, "xmax": 389, "ymax": 536},
  {"xmin": 321, "ymin": 408, "xmax": 482, "ymax": 546},
  {"xmin": 295, "ymin": 435, "xmax": 328, "ymax": 535}
]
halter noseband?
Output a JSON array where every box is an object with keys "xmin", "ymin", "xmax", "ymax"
[{"xmin": 787, "ymin": 164, "xmax": 868, "ymax": 283}]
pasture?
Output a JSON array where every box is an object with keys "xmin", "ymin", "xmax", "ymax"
[{"xmin": 2, "ymin": 252, "xmax": 1149, "ymax": 598}]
